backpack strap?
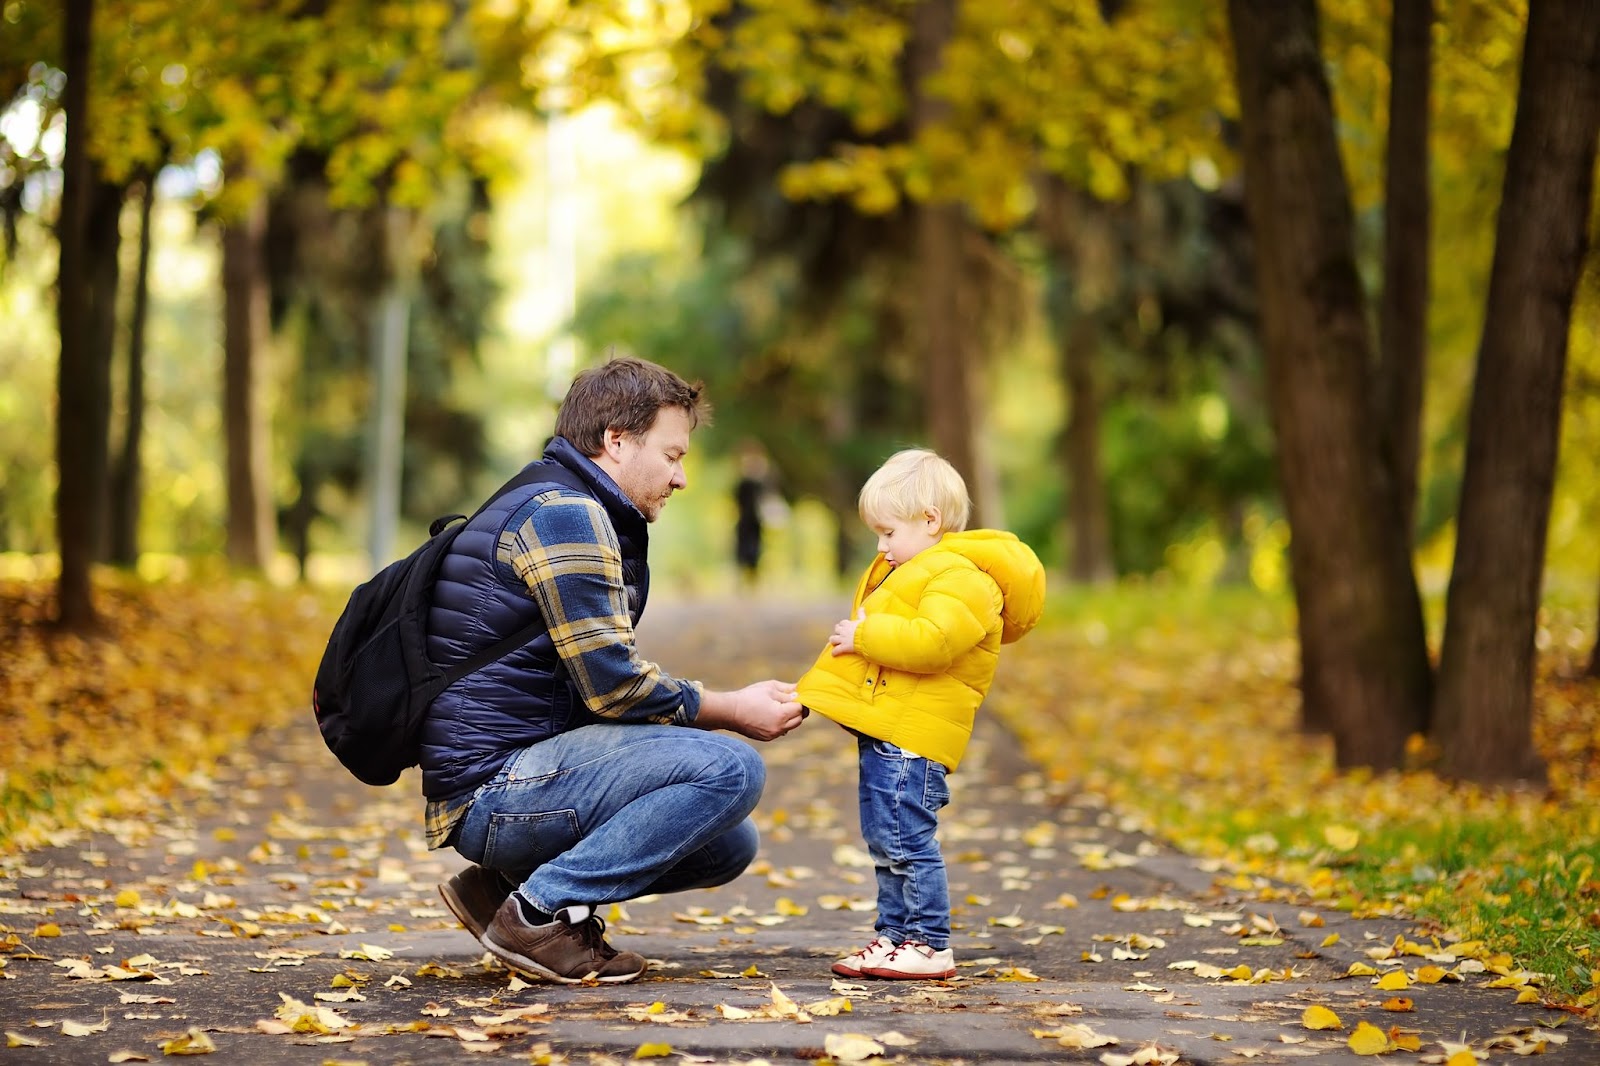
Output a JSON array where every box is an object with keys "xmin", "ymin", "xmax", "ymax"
[{"xmin": 437, "ymin": 460, "xmax": 594, "ymax": 686}]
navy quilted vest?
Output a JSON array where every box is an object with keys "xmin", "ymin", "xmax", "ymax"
[{"xmin": 419, "ymin": 436, "xmax": 650, "ymax": 799}]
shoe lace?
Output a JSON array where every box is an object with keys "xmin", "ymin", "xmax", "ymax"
[
  {"xmin": 571, "ymin": 914, "xmax": 618, "ymax": 961},
  {"xmin": 856, "ymin": 936, "xmax": 892, "ymax": 958},
  {"xmin": 884, "ymin": 940, "xmax": 931, "ymax": 960}
]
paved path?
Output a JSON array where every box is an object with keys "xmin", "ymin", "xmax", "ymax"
[{"xmin": 1, "ymin": 596, "xmax": 1595, "ymax": 1064}]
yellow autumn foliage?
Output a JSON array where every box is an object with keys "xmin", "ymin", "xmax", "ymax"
[
  {"xmin": 0, "ymin": 575, "xmax": 337, "ymax": 854},
  {"xmin": 989, "ymin": 585, "xmax": 1600, "ymax": 1009}
]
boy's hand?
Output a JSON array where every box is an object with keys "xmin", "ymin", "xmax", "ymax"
[{"xmin": 829, "ymin": 608, "xmax": 867, "ymax": 656}]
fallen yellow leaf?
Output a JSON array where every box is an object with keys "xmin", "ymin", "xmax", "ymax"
[
  {"xmin": 997, "ymin": 966, "xmax": 1041, "ymax": 981},
  {"xmin": 159, "ymin": 1027, "xmax": 217, "ymax": 1055},
  {"xmin": 1347, "ymin": 1021, "xmax": 1393, "ymax": 1056},
  {"xmin": 824, "ymin": 1033, "xmax": 885, "ymax": 1062},
  {"xmin": 1041, "ymin": 1023, "xmax": 1119, "ymax": 1050},
  {"xmin": 1375, "ymin": 969, "xmax": 1411, "ymax": 991},
  {"xmin": 633, "ymin": 1043, "xmax": 672, "ymax": 1059},
  {"xmin": 1390, "ymin": 1027, "xmax": 1422, "ymax": 1052},
  {"xmin": 1301, "ymin": 1005, "xmax": 1342, "ymax": 1031},
  {"xmin": 1323, "ymin": 825, "xmax": 1360, "ymax": 851}
]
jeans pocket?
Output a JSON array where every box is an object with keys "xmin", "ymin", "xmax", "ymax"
[
  {"xmin": 482, "ymin": 809, "xmax": 581, "ymax": 872},
  {"xmin": 923, "ymin": 765, "xmax": 951, "ymax": 812}
]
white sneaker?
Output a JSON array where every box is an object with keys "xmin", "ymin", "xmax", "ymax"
[
  {"xmin": 831, "ymin": 935, "xmax": 898, "ymax": 978},
  {"xmin": 861, "ymin": 939, "xmax": 956, "ymax": 980}
]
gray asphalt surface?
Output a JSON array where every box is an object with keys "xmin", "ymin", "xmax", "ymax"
[{"xmin": 1, "ymin": 596, "xmax": 1594, "ymax": 1065}]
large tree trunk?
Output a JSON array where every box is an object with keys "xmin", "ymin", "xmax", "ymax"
[
  {"xmin": 109, "ymin": 174, "xmax": 157, "ymax": 566},
  {"xmin": 1060, "ymin": 310, "xmax": 1115, "ymax": 583},
  {"xmin": 365, "ymin": 205, "xmax": 413, "ymax": 569},
  {"xmin": 908, "ymin": 0, "xmax": 996, "ymax": 528},
  {"xmin": 53, "ymin": 0, "xmax": 101, "ymax": 630},
  {"xmin": 1228, "ymin": 0, "xmax": 1432, "ymax": 769},
  {"xmin": 84, "ymin": 177, "xmax": 126, "ymax": 562},
  {"xmin": 1588, "ymin": 561, "xmax": 1600, "ymax": 679},
  {"xmin": 1036, "ymin": 177, "xmax": 1115, "ymax": 583},
  {"xmin": 1378, "ymin": 0, "xmax": 1432, "ymax": 543},
  {"xmin": 1434, "ymin": 0, "xmax": 1600, "ymax": 785},
  {"xmin": 222, "ymin": 188, "xmax": 277, "ymax": 570}
]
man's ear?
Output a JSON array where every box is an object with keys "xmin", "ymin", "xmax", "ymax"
[{"xmin": 603, "ymin": 427, "xmax": 627, "ymax": 458}]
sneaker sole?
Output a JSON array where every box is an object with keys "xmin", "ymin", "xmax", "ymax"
[
  {"xmin": 859, "ymin": 965, "xmax": 956, "ymax": 980},
  {"xmin": 830, "ymin": 961, "xmax": 881, "ymax": 978},
  {"xmin": 482, "ymin": 931, "xmax": 646, "ymax": 985},
  {"xmin": 438, "ymin": 882, "xmax": 489, "ymax": 941}
]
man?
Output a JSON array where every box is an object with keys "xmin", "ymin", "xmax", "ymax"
[{"xmin": 421, "ymin": 356, "xmax": 806, "ymax": 984}]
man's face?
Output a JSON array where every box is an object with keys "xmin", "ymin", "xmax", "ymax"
[{"xmin": 599, "ymin": 406, "xmax": 694, "ymax": 522}]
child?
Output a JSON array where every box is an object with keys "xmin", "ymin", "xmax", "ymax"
[{"xmin": 797, "ymin": 449, "xmax": 1045, "ymax": 980}]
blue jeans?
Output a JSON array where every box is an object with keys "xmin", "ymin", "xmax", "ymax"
[
  {"xmin": 857, "ymin": 735, "xmax": 952, "ymax": 950},
  {"xmin": 450, "ymin": 724, "xmax": 765, "ymax": 914}
]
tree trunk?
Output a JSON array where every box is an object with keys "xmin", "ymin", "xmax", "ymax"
[
  {"xmin": 908, "ymin": 0, "xmax": 995, "ymax": 528},
  {"xmin": 1378, "ymin": 0, "xmax": 1432, "ymax": 543},
  {"xmin": 1036, "ymin": 178, "xmax": 1116, "ymax": 584},
  {"xmin": 1434, "ymin": 0, "xmax": 1600, "ymax": 785},
  {"xmin": 1059, "ymin": 311, "xmax": 1114, "ymax": 583},
  {"xmin": 1227, "ymin": 0, "xmax": 1432, "ymax": 769},
  {"xmin": 222, "ymin": 188, "xmax": 277, "ymax": 570},
  {"xmin": 365, "ymin": 206, "xmax": 413, "ymax": 569},
  {"xmin": 84, "ymin": 178, "xmax": 125, "ymax": 562},
  {"xmin": 284, "ymin": 457, "xmax": 319, "ymax": 582},
  {"xmin": 1588, "ymin": 564, "xmax": 1600, "ymax": 679},
  {"xmin": 53, "ymin": 0, "xmax": 100, "ymax": 630},
  {"xmin": 109, "ymin": 174, "xmax": 156, "ymax": 566}
]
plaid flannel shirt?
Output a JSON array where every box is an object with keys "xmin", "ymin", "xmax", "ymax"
[{"xmin": 424, "ymin": 487, "xmax": 702, "ymax": 847}]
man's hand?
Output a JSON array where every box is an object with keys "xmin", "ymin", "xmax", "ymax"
[
  {"xmin": 828, "ymin": 607, "xmax": 867, "ymax": 656},
  {"xmin": 696, "ymin": 679, "xmax": 807, "ymax": 742}
]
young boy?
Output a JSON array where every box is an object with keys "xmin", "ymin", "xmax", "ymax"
[{"xmin": 797, "ymin": 449, "xmax": 1045, "ymax": 980}]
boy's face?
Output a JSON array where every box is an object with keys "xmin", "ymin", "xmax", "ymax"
[{"xmin": 872, "ymin": 509, "xmax": 943, "ymax": 568}]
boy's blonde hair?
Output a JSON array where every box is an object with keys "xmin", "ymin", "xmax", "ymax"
[{"xmin": 858, "ymin": 448, "xmax": 971, "ymax": 533}]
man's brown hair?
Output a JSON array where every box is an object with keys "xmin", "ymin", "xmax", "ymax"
[{"xmin": 554, "ymin": 354, "xmax": 709, "ymax": 456}]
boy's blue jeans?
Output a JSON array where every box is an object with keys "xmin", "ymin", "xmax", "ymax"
[
  {"xmin": 857, "ymin": 734, "xmax": 952, "ymax": 950},
  {"xmin": 448, "ymin": 724, "xmax": 765, "ymax": 915}
]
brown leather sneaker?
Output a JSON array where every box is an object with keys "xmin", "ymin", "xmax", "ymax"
[
  {"xmin": 439, "ymin": 866, "xmax": 514, "ymax": 940},
  {"xmin": 481, "ymin": 898, "xmax": 647, "ymax": 984}
]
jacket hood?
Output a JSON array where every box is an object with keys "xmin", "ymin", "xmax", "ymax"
[{"xmin": 938, "ymin": 530, "xmax": 1046, "ymax": 643}]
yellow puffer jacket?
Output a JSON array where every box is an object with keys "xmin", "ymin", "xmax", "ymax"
[{"xmin": 796, "ymin": 530, "xmax": 1046, "ymax": 771}]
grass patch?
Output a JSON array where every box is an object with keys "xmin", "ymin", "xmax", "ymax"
[{"xmin": 991, "ymin": 581, "xmax": 1600, "ymax": 1008}]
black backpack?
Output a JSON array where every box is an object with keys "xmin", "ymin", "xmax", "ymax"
[{"xmin": 312, "ymin": 462, "xmax": 587, "ymax": 786}]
